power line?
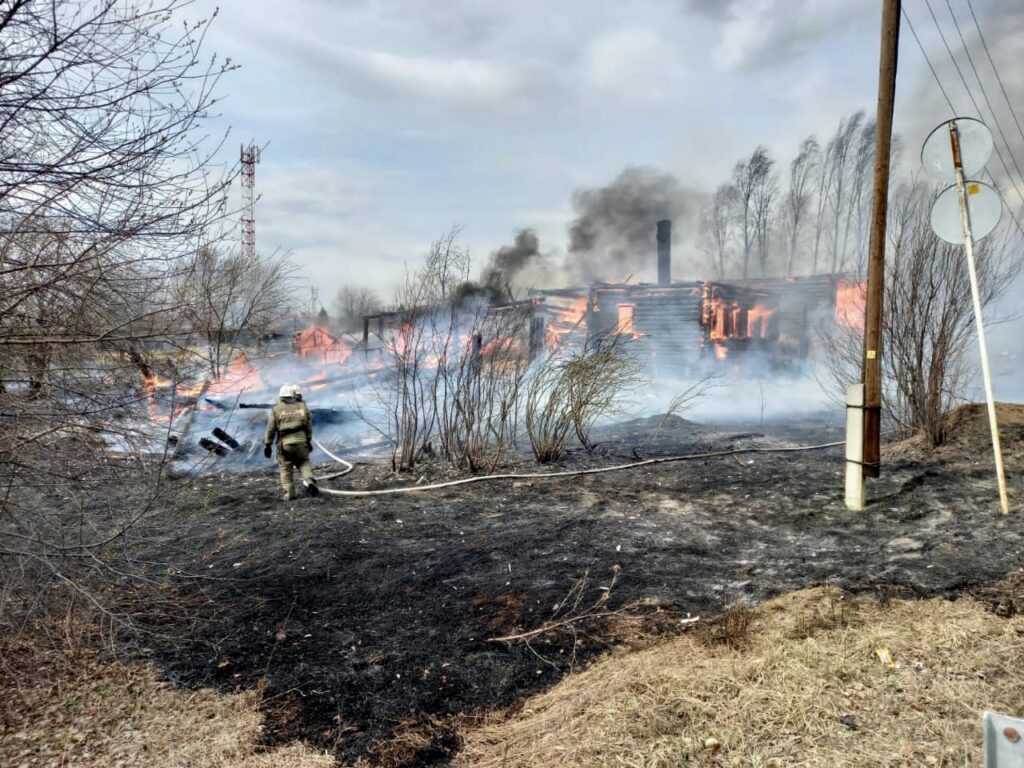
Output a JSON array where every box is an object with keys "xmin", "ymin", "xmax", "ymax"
[
  {"xmin": 901, "ymin": 6, "xmax": 956, "ymax": 111},
  {"xmin": 943, "ymin": 0, "xmax": 1024, "ymax": 198},
  {"xmin": 922, "ymin": 0, "xmax": 1024, "ymax": 207},
  {"xmin": 907, "ymin": 2, "xmax": 1024, "ymax": 239},
  {"xmin": 964, "ymin": 0, "xmax": 1024, "ymax": 148}
]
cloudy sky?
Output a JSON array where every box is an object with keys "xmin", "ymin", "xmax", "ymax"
[{"xmin": 188, "ymin": 0, "xmax": 1019, "ymax": 307}]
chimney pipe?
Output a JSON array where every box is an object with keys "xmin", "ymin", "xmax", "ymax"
[{"xmin": 656, "ymin": 219, "xmax": 671, "ymax": 286}]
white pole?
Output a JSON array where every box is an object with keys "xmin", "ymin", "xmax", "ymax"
[
  {"xmin": 845, "ymin": 383, "xmax": 866, "ymax": 510},
  {"xmin": 949, "ymin": 124, "xmax": 1010, "ymax": 515}
]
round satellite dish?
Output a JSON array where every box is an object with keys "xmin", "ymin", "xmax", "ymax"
[
  {"xmin": 929, "ymin": 181, "xmax": 1002, "ymax": 244},
  {"xmin": 921, "ymin": 117, "xmax": 993, "ymax": 181}
]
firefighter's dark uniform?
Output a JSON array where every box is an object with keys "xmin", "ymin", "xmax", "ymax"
[{"xmin": 264, "ymin": 396, "xmax": 315, "ymax": 500}]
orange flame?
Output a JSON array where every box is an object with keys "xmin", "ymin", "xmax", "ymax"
[
  {"xmin": 293, "ymin": 324, "xmax": 351, "ymax": 365},
  {"xmin": 835, "ymin": 280, "xmax": 866, "ymax": 330},
  {"xmin": 746, "ymin": 302, "xmax": 776, "ymax": 338},
  {"xmin": 208, "ymin": 351, "xmax": 263, "ymax": 396},
  {"xmin": 302, "ymin": 370, "xmax": 329, "ymax": 392},
  {"xmin": 545, "ymin": 296, "xmax": 588, "ymax": 349},
  {"xmin": 616, "ymin": 303, "xmax": 638, "ymax": 338},
  {"xmin": 708, "ymin": 298, "xmax": 742, "ymax": 341}
]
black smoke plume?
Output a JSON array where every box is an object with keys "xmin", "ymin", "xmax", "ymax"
[
  {"xmin": 482, "ymin": 228, "xmax": 541, "ymax": 292},
  {"xmin": 567, "ymin": 166, "xmax": 704, "ymax": 283},
  {"xmin": 453, "ymin": 228, "xmax": 545, "ymax": 305}
]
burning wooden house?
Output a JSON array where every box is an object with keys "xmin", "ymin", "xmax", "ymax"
[
  {"xmin": 529, "ymin": 220, "xmax": 864, "ymax": 374},
  {"xmin": 292, "ymin": 323, "xmax": 352, "ymax": 365},
  {"xmin": 357, "ymin": 219, "xmax": 865, "ymax": 374}
]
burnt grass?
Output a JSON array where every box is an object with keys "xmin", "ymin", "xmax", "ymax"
[{"xmin": 131, "ymin": 413, "xmax": 1024, "ymax": 766}]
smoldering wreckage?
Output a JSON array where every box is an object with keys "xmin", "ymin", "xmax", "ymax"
[
  {"xmin": 155, "ymin": 220, "xmax": 864, "ymax": 467},
  {"xmin": 120, "ymin": 222, "xmax": 1023, "ymax": 767}
]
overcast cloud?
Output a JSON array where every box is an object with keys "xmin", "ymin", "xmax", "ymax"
[{"xmin": 188, "ymin": 0, "xmax": 1016, "ymax": 303}]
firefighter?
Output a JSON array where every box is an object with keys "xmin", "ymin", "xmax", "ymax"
[{"xmin": 264, "ymin": 383, "xmax": 319, "ymax": 500}]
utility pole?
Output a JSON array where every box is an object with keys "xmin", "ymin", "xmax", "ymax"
[{"xmin": 862, "ymin": 0, "xmax": 901, "ymax": 480}]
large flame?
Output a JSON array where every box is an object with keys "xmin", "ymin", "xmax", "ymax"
[
  {"xmin": 746, "ymin": 302, "xmax": 776, "ymax": 339},
  {"xmin": 293, "ymin": 324, "xmax": 351, "ymax": 365},
  {"xmin": 835, "ymin": 280, "xmax": 866, "ymax": 330},
  {"xmin": 544, "ymin": 296, "xmax": 588, "ymax": 349},
  {"xmin": 207, "ymin": 351, "xmax": 263, "ymax": 396}
]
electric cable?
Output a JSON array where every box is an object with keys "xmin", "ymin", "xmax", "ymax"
[
  {"xmin": 903, "ymin": 4, "xmax": 1024, "ymax": 238},
  {"xmin": 942, "ymin": 0, "xmax": 1024, "ymax": 196},
  {"xmin": 923, "ymin": 0, "xmax": 1024, "ymax": 207},
  {"xmin": 964, "ymin": 0, "xmax": 1024, "ymax": 148}
]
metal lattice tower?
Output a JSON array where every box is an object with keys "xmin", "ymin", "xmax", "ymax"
[{"xmin": 240, "ymin": 143, "xmax": 260, "ymax": 259}]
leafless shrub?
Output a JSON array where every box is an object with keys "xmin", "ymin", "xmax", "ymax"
[
  {"xmin": 523, "ymin": 352, "xmax": 575, "ymax": 464},
  {"xmin": 564, "ymin": 332, "xmax": 645, "ymax": 452},
  {"xmin": 818, "ymin": 180, "xmax": 1020, "ymax": 445},
  {"xmin": 525, "ymin": 331, "xmax": 644, "ymax": 462},
  {"xmin": 435, "ymin": 309, "xmax": 531, "ymax": 472},
  {"xmin": 374, "ymin": 229, "xmax": 533, "ymax": 472},
  {"xmin": 375, "ymin": 229, "xmax": 470, "ymax": 471},
  {"xmin": 631, "ymin": 378, "xmax": 719, "ymax": 456}
]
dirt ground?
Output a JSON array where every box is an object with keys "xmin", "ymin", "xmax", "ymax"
[{"xmin": 102, "ymin": 405, "xmax": 1024, "ymax": 765}]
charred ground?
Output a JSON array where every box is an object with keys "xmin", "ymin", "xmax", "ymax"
[{"xmin": 127, "ymin": 407, "xmax": 1024, "ymax": 767}]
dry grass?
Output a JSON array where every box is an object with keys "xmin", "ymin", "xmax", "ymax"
[
  {"xmin": 886, "ymin": 402, "xmax": 1024, "ymax": 464},
  {"xmin": 455, "ymin": 587, "xmax": 1024, "ymax": 767},
  {"xmin": 0, "ymin": 647, "xmax": 333, "ymax": 768},
  {"xmin": 698, "ymin": 601, "xmax": 756, "ymax": 649}
]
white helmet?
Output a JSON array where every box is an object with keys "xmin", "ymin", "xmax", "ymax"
[{"xmin": 279, "ymin": 383, "xmax": 301, "ymax": 399}]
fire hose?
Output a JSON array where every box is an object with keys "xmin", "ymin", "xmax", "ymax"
[
  {"xmin": 312, "ymin": 439, "xmax": 354, "ymax": 480},
  {"xmin": 310, "ymin": 439, "xmax": 845, "ymax": 497}
]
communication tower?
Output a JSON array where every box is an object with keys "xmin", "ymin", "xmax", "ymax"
[{"xmin": 240, "ymin": 143, "xmax": 261, "ymax": 259}]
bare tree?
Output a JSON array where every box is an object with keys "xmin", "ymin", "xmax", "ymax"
[
  {"xmin": 784, "ymin": 136, "xmax": 821, "ymax": 275},
  {"xmin": 731, "ymin": 147, "xmax": 775, "ymax": 279},
  {"xmin": 823, "ymin": 112, "xmax": 865, "ymax": 272},
  {"xmin": 752, "ymin": 158, "xmax": 779, "ymax": 277},
  {"xmin": 811, "ymin": 138, "xmax": 836, "ymax": 275},
  {"xmin": 846, "ymin": 119, "xmax": 877, "ymax": 272},
  {"xmin": 333, "ymin": 286, "xmax": 383, "ymax": 333},
  {"xmin": 700, "ymin": 184, "xmax": 735, "ymax": 279},
  {"xmin": 0, "ymin": 1, "xmax": 235, "ymax": 640},
  {"xmin": 176, "ymin": 247, "xmax": 298, "ymax": 379}
]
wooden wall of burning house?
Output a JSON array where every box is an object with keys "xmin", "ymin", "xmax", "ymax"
[
  {"xmin": 700, "ymin": 275, "xmax": 847, "ymax": 367},
  {"xmin": 529, "ymin": 273, "xmax": 856, "ymax": 374},
  {"xmin": 588, "ymin": 283, "xmax": 706, "ymax": 374}
]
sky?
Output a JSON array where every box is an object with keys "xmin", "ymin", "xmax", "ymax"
[{"xmin": 186, "ymin": 0, "xmax": 1019, "ymax": 310}]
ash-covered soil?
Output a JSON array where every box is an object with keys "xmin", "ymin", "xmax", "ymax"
[{"xmin": 131, "ymin": 407, "xmax": 1024, "ymax": 767}]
